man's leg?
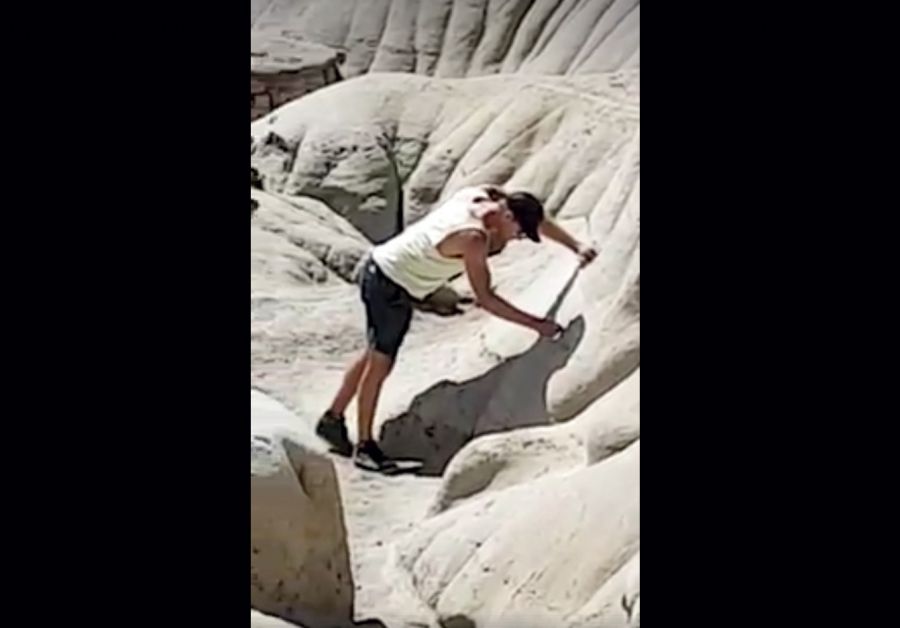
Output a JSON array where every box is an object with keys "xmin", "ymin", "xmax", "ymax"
[
  {"xmin": 316, "ymin": 351, "xmax": 369, "ymax": 457},
  {"xmin": 353, "ymin": 349, "xmax": 400, "ymax": 472},
  {"xmin": 327, "ymin": 348, "xmax": 370, "ymax": 417},
  {"xmin": 355, "ymin": 350, "xmax": 393, "ymax": 442}
]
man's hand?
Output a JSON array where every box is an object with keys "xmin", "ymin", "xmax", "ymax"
[
  {"xmin": 577, "ymin": 243, "xmax": 598, "ymax": 267},
  {"xmin": 534, "ymin": 318, "xmax": 563, "ymax": 338}
]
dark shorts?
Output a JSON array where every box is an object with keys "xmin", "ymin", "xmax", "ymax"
[{"xmin": 360, "ymin": 256, "xmax": 412, "ymax": 359}]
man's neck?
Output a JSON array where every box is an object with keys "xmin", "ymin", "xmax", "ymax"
[{"xmin": 487, "ymin": 230, "xmax": 506, "ymax": 256}]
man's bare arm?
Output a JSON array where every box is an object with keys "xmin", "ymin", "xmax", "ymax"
[
  {"xmin": 539, "ymin": 217, "xmax": 580, "ymax": 251},
  {"xmin": 460, "ymin": 232, "xmax": 559, "ymax": 336},
  {"xmin": 539, "ymin": 217, "xmax": 598, "ymax": 265}
]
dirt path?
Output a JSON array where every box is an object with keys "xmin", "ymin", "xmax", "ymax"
[{"xmin": 332, "ymin": 455, "xmax": 442, "ymax": 628}]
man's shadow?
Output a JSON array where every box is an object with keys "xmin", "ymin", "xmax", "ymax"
[{"xmin": 379, "ymin": 269, "xmax": 585, "ymax": 475}]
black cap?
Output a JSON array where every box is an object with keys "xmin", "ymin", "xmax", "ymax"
[{"xmin": 507, "ymin": 191, "xmax": 544, "ymax": 242}]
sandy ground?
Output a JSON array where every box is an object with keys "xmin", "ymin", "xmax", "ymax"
[{"xmin": 333, "ymin": 456, "xmax": 442, "ymax": 627}]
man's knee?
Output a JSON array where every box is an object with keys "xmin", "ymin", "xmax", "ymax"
[{"xmin": 366, "ymin": 350, "xmax": 395, "ymax": 380}]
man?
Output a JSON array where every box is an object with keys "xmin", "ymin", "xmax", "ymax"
[{"xmin": 316, "ymin": 185, "xmax": 597, "ymax": 472}]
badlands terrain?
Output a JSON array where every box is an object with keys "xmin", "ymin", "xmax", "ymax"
[{"xmin": 251, "ymin": 2, "xmax": 639, "ymax": 627}]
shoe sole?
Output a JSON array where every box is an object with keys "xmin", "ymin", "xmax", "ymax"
[{"xmin": 354, "ymin": 458, "xmax": 401, "ymax": 475}]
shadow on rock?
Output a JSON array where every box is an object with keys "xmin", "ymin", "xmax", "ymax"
[
  {"xmin": 439, "ymin": 615, "xmax": 476, "ymax": 628},
  {"xmin": 379, "ymin": 269, "xmax": 585, "ymax": 475}
]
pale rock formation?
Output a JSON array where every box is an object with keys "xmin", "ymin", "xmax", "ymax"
[{"xmin": 251, "ymin": 392, "xmax": 354, "ymax": 627}]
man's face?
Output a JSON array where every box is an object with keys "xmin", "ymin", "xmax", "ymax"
[{"xmin": 496, "ymin": 202, "xmax": 525, "ymax": 244}]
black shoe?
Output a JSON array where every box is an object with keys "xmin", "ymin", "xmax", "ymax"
[
  {"xmin": 315, "ymin": 411, "xmax": 353, "ymax": 457},
  {"xmin": 354, "ymin": 440, "xmax": 399, "ymax": 474}
]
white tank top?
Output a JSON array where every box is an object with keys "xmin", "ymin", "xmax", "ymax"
[{"xmin": 371, "ymin": 186, "xmax": 490, "ymax": 299}]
